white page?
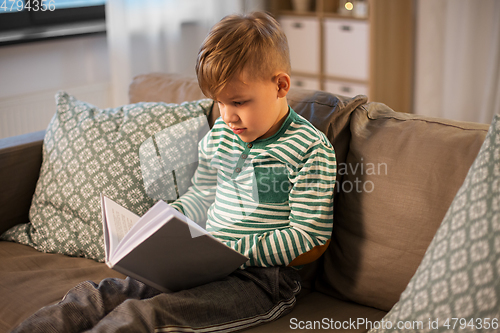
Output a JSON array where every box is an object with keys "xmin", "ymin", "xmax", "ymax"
[
  {"xmin": 112, "ymin": 210, "xmax": 173, "ymax": 264},
  {"xmin": 113, "ymin": 200, "xmax": 171, "ymax": 257},
  {"xmin": 102, "ymin": 196, "xmax": 140, "ymax": 255}
]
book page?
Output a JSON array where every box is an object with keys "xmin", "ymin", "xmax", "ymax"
[
  {"xmin": 114, "ymin": 200, "xmax": 170, "ymax": 253},
  {"xmin": 102, "ymin": 196, "xmax": 140, "ymax": 255}
]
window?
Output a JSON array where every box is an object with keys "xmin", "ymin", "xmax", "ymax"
[{"xmin": 0, "ymin": 0, "xmax": 106, "ymax": 45}]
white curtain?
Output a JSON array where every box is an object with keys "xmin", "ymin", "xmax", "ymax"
[
  {"xmin": 106, "ymin": 0, "xmax": 267, "ymax": 107},
  {"xmin": 414, "ymin": 0, "xmax": 500, "ymax": 124}
]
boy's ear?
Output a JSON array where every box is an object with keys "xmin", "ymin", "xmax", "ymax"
[{"xmin": 276, "ymin": 73, "xmax": 291, "ymax": 98}]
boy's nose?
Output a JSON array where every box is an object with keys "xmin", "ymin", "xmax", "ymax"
[{"xmin": 221, "ymin": 106, "xmax": 239, "ymax": 124}]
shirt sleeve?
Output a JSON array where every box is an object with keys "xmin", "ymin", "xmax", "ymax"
[
  {"xmin": 224, "ymin": 139, "xmax": 337, "ymax": 267},
  {"xmin": 169, "ymin": 132, "xmax": 218, "ymax": 225}
]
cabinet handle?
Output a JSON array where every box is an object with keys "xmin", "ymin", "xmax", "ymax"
[
  {"xmin": 295, "ymin": 80, "xmax": 304, "ymax": 87},
  {"xmin": 292, "ymin": 22, "xmax": 303, "ymax": 28},
  {"xmin": 341, "ymin": 25, "xmax": 352, "ymax": 31},
  {"xmin": 341, "ymin": 86, "xmax": 352, "ymax": 93}
]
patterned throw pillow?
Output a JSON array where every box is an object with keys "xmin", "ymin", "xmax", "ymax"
[
  {"xmin": 369, "ymin": 115, "xmax": 500, "ymax": 333},
  {"xmin": 1, "ymin": 92, "xmax": 213, "ymax": 262}
]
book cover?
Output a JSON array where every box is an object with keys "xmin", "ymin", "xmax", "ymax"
[{"xmin": 101, "ymin": 194, "xmax": 249, "ymax": 292}]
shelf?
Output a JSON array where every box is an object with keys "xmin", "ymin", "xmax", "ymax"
[
  {"xmin": 277, "ymin": 10, "xmax": 318, "ymax": 17},
  {"xmin": 273, "ymin": 0, "xmax": 368, "ymax": 19},
  {"xmin": 324, "ymin": 75, "xmax": 367, "ymax": 85},
  {"xmin": 278, "ymin": 10, "xmax": 368, "ymax": 21},
  {"xmin": 290, "ymin": 71, "xmax": 321, "ymax": 78},
  {"xmin": 322, "ymin": 12, "xmax": 368, "ymax": 21}
]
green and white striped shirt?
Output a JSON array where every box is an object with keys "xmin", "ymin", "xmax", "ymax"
[{"xmin": 171, "ymin": 107, "xmax": 336, "ymax": 267}]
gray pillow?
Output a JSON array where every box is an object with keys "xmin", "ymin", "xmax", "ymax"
[{"xmin": 1, "ymin": 92, "xmax": 212, "ymax": 262}]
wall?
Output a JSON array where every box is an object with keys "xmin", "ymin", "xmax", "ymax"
[
  {"xmin": 0, "ymin": 35, "xmax": 111, "ymax": 139},
  {"xmin": 3, "ymin": 0, "xmax": 495, "ymax": 140}
]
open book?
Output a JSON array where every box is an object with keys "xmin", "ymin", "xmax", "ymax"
[{"xmin": 100, "ymin": 194, "xmax": 249, "ymax": 292}]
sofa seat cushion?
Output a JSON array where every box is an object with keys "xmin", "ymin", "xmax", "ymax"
[
  {"xmin": 0, "ymin": 241, "xmax": 387, "ymax": 333},
  {"xmin": 317, "ymin": 102, "xmax": 490, "ymax": 311},
  {"xmin": 243, "ymin": 291, "xmax": 387, "ymax": 333},
  {"xmin": 0, "ymin": 241, "xmax": 125, "ymax": 332}
]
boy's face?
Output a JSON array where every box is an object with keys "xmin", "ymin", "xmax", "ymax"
[{"xmin": 215, "ymin": 70, "xmax": 290, "ymax": 143}]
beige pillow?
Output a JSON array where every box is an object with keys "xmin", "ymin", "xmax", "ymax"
[
  {"xmin": 317, "ymin": 102, "xmax": 489, "ymax": 311},
  {"xmin": 369, "ymin": 114, "xmax": 500, "ymax": 332}
]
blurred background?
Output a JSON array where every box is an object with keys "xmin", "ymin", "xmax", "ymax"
[{"xmin": 0, "ymin": 0, "xmax": 498, "ymax": 139}]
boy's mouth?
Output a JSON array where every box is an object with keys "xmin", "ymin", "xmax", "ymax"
[{"xmin": 231, "ymin": 127, "xmax": 246, "ymax": 135}]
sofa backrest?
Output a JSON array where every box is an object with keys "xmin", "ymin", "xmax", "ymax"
[
  {"xmin": 0, "ymin": 130, "xmax": 45, "ymax": 234},
  {"xmin": 129, "ymin": 73, "xmax": 491, "ymax": 312},
  {"xmin": 316, "ymin": 103, "xmax": 490, "ymax": 311},
  {"xmin": 129, "ymin": 72, "xmax": 365, "ymax": 172}
]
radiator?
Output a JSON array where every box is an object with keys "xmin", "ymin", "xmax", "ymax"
[{"xmin": 0, "ymin": 82, "xmax": 111, "ymax": 139}]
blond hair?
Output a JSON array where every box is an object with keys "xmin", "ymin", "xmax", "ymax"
[{"xmin": 196, "ymin": 11, "xmax": 291, "ymax": 99}]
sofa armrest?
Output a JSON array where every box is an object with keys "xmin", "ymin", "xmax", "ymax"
[{"xmin": 0, "ymin": 130, "xmax": 45, "ymax": 235}]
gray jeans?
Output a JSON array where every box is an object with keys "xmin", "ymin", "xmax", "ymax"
[{"xmin": 12, "ymin": 266, "xmax": 301, "ymax": 333}]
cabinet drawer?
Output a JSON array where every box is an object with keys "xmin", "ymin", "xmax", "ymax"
[
  {"xmin": 291, "ymin": 76, "xmax": 320, "ymax": 90},
  {"xmin": 280, "ymin": 16, "xmax": 320, "ymax": 74},
  {"xmin": 324, "ymin": 80, "xmax": 368, "ymax": 97},
  {"xmin": 325, "ymin": 18, "xmax": 369, "ymax": 80}
]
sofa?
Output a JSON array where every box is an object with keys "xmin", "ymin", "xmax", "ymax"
[{"xmin": 0, "ymin": 72, "xmax": 496, "ymax": 333}]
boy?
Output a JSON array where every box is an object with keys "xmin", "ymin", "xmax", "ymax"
[{"xmin": 12, "ymin": 11, "xmax": 336, "ymax": 332}]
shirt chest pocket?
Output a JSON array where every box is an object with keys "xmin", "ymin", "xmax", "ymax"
[{"xmin": 253, "ymin": 165, "xmax": 291, "ymax": 204}]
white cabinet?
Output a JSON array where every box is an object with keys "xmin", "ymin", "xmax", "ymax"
[
  {"xmin": 280, "ymin": 16, "xmax": 320, "ymax": 74},
  {"xmin": 281, "ymin": 15, "xmax": 370, "ymax": 97},
  {"xmin": 291, "ymin": 75, "xmax": 321, "ymax": 90},
  {"xmin": 324, "ymin": 79, "xmax": 368, "ymax": 97},
  {"xmin": 324, "ymin": 18, "xmax": 369, "ymax": 81}
]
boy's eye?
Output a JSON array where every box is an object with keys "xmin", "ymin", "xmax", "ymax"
[{"xmin": 233, "ymin": 101, "xmax": 246, "ymax": 106}]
